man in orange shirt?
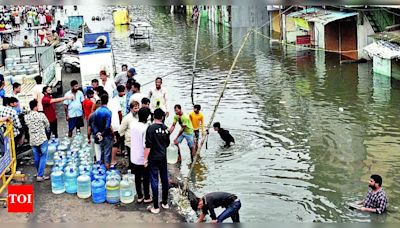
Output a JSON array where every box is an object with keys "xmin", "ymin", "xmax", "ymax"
[{"xmin": 189, "ymin": 104, "xmax": 205, "ymax": 152}]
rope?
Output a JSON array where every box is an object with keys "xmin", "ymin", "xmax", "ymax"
[
  {"xmin": 182, "ymin": 30, "xmax": 252, "ymax": 194},
  {"xmin": 191, "ymin": 14, "xmax": 201, "ymax": 106},
  {"xmin": 180, "ymin": 6, "xmax": 295, "ymax": 194},
  {"xmin": 141, "ymin": 6, "xmax": 294, "ymax": 88}
]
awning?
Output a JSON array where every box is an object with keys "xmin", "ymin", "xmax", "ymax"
[
  {"xmin": 287, "ymin": 7, "xmax": 358, "ymax": 25},
  {"xmin": 364, "ymin": 40, "xmax": 400, "ymax": 59}
]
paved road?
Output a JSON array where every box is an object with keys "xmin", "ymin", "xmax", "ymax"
[{"xmin": 0, "ymin": 71, "xmax": 185, "ymax": 223}]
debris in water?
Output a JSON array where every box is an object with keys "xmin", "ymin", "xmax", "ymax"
[
  {"xmin": 339, "ymin": 107, "xmax": 344, "ymax": 112},
  {"xmin": 170, "ymin": 188, "xmax": 198, "ymax": 223},
  {"xmin": 279, "ymin": 100, "xmax": 286, "ymax": 104}
]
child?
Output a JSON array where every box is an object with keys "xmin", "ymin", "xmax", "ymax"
[
  {"xmin": 82, "ymin": 89, "xmax": 95, "ymax": 122},
  {"xmin": 213, "ymin": 122, "xmax": 235, "ymax": 148},
  {"xmin": 23, "ymin": 35, "xmax": 31, "ymax": 47}
]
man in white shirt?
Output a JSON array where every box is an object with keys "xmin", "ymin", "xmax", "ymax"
[
  {"xmin": 31, "ymin": 76, "xmax": 46, "ymax": 112},
  {"xmin": 70, "ymin": 5, "xmax": 80, "ymax": 16},
  {"xmin": 70, "ymin": 37, "xmax": 82, "ymax": 53},
  {"xmin": 130, "ymin": 107, "xmax": 152, "ymax": 203},
  {"xmin": 108, "ymin": 95, "xmax": 122, "ymax": 166},
  {"xmin": 129, "ymin": 82, "xmax": 145, "ymax": 107},
  {"xmin": 119, "ymin": 100, "xmax": 139, "ymax": 158},
  {"xmin": 148, "ymin": 77, "xmax": 168, "ymax": 117},
  {"xmin": 38, "ymin": 13, "xmax": 46, "ymax": 26},
  {"xmin": 114, "ymin": 64, "xmax": 130, "ymax": 86},
  {"xmin": 100, "ymin": 70, "xmax": 116, "ymax": 99}
]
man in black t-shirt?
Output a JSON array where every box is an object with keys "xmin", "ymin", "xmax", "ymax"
[
  {"xmin": 144, "ymin": 108, "xmax": 170, "ymax": 214},
  {"xmin": 192, "ymin": 192, "xmax": 241, "ymax": 223}
]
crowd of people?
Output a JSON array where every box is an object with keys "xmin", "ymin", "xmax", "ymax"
[
  {"xmin": 0, "ymin": 5, "xmax": 56, "ymax": 30},
  {"xmin": 0, "ymin": 5, "xmax": 71, "ymax": 50},
  {"xmin": 0, "ymin": 4, "xmax": 391, "ymax": 222},
  {"xmin": 0, "ymin": 65, "xmax": 240, "ymax": 221}
]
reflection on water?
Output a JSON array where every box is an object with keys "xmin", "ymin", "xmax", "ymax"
[{"xmin": 61, "ymin": 6, "xmax": 400, "ymax": 222}]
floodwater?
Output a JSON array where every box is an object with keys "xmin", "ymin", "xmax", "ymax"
[{"xmin": 57, "ymin": 6, "xmax": 400, "ymax": 222}]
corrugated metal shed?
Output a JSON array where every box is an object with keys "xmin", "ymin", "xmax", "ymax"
[{"xmin": 287, "ymin": 7, "xmax": 358, "ymax": 25}]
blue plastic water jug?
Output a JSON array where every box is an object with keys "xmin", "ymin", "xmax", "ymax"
[
  {"xmin": 77, "ymin": 172, "xmax": 92, "ymax": 199},
  {"xmin": 65, "ymin": 167, "xmax": 78, "ymax": 194},
  {"xmin": 92, "ymin": 179, "xmax": 106, "ymax": 204},
  {"xmin": 51, "ymin": 165, "xmax": 65, "ymax": 194}
]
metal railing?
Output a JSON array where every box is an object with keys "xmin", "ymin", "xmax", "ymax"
[{"xmin": 0, "ymin": 120, "xmax": 25, "ymax": 204}]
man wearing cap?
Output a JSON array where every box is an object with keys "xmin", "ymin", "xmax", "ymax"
[{"xmin": 115, "ymin": 65, "xmax": 136, "ymax": 86}]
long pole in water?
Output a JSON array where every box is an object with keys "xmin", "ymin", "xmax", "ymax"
[
  {"xmin": 191, "ymin": 12, "xmax": 201, "ymax": 106},
  {"xmin": 183, "ymin": 30, "xmax": 252, "ymax": 193}
]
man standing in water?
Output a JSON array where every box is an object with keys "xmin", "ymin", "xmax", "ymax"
[
  {"xmin": 192, "ymin": 192, "xmax": 241, "ymax": 223},
  {"xmin": 356, "ymin": 174, "xmax": 388, "ymax": 214},
  {"xmin": 169, "ymin": 104, "xmax": 196, "ymax": 162},
  {"xmin": 148, "ymin": 77, "xmax": 168, "ymax": 118},
  {"xmin": 189, "ymin": 104, "xmax": 205, "ymax": 152}
]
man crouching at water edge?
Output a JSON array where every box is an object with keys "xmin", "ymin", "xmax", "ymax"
[
  {"xmin": 356, "ymin": 174, "xmax": 388, "ymax": 214},
  {"xmin": 192, "ymin": 192, "xmax": 241, "ymax": 223}
]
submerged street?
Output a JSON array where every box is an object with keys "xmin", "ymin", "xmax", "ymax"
[
  {"xmin": 111, "ymin": 7, "xmax": 400, "ymax": 222},
  {"xmin": 1, "ymin": 5, "xmax": 400, "ymax": 223}
]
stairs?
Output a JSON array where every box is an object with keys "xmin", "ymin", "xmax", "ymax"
[{"xmin": 364, "ymin": 9, "xmax": 394, "ymax": 33}]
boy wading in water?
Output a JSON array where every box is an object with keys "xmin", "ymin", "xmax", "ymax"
[
  {"xmin": 213, "ymin": 122, "xmax": 235, "ymax": 148},
  {"xmin": 189, "ymin": 104, "xmax": 205, "ymax": 153}
]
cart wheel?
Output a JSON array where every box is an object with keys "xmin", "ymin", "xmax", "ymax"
[{"xmin": 65, "ymin": 66, "xmax": 72, "ymax": 73}]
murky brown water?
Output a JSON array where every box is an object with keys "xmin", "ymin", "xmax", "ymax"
[{"xmin": 55, "ymin": 5, "xmax": 400, "ymax": 222}]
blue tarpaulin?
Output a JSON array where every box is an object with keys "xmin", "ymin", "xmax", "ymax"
[{"xmin": 67, "ymin": 16, "xmax": 84, "ymax": 31}]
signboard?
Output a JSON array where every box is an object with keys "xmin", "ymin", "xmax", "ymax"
[
  {"xmin": 0, "ymin": 137, "xmax": 11, "ymax": 175},
  {"xmin": 296, "ymin": 35, "xmax": 311, "ymax": 45},
  {"xmin": 294, "ymin": 18, "xmax": 310, "ymax": 31}
]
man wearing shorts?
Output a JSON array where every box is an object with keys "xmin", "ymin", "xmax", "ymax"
[
  {"xmin": 169, "ymin": 104, "xmax": 195, "ymax": 162},
  {"xmin": 189, "ymin": 104, "xmax": 205, "ymax": 152},
  {"xmin": 64, "ymin": 80, "xmax": 84, "ymax": 137}
]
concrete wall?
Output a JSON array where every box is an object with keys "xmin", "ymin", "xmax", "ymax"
[
  {"xmin": 357, "ymin": 13, "xmax": 375, "ymax": 60},
  {"xmin": 373, "ymin": 56, "xmax": 391, "ymax": 76},
  {"xmin": 315, "ymin": 22, "xmax": 325, "ymax": 48},
  {"xmin": 230, "ymin": 5, "xmax": 269, "ymax": 28},
  {"xmin": 391, "ymin": 59, "xmax": 400, "ymax": 81}
]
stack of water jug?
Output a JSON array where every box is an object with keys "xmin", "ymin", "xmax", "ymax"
[{"xmin": 48, "ymin": 131, "xmax": 136, "ymax": 204}]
